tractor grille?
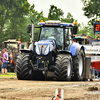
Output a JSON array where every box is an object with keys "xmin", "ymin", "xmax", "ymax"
[
  {"xmin": 38, "ymin": 60, "xmax": 45, "ymax": 69},
  {"xmin": 38, "ymin": 45, "xmax": 47, "ymax": 54}
]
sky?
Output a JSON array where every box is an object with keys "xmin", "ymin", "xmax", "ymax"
[{"xmin": 28, "ymin": 0, "xmax": 90, "ymax": 26}]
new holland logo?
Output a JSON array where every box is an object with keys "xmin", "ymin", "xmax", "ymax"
[
  {"xmin": 41, "ymin": 45, "xmax": 43, "ymax": 48},
  {"xmin": 41, "ymin": 45, "xmax": 43, "ymax": 54}
]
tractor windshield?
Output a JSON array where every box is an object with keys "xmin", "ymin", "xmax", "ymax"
[{"xmin": 39, "ymin": 27, "xmax": 64, "ymax": 49}]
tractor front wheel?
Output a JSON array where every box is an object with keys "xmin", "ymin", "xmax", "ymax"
[
  {"xmin": 15, "ymin": 53, "xmax": 32, "ymax": 80},
  {"xmin": 54, "ymin": 54, "xmax": 72, "ymax": 81}
]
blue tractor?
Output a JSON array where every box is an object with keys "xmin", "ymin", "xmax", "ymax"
[{"xmin": 15, "ymin": 20, "xmax": 89, "ymax": 81}]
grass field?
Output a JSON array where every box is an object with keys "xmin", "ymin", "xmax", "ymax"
[{"xmin": 0, "ymin": 72, "xmax": 16, "ymax": 77}]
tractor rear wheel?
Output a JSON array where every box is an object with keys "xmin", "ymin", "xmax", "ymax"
[
  {"xmin": 15, "ymin": 53, "xmax": 32, "ymax": 80},
  {"xmin": 72, "ymin": 49, "xmax": 85, "ymax": 81},
  {"xmin": 54, "ymin": 54, "xmax": 72, "ymax": 81}
]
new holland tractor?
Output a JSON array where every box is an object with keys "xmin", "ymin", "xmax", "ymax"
[{"xmin": 15, "ymin": 20, "xmax": 91, "ymax": 81}]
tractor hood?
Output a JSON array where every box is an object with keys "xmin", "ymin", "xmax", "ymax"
[{"xmin": 35, "ymin": 39, "xmax": 56, "ymax": 55}]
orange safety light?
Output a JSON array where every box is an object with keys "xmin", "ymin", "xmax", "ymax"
[
  {"xmin": 74, "ymin": 22, "xmax": 77, "ymax": 25},
  {"xmin": 75, "ymin": 35, "xmax": 77, "ymax": 37},
  {"xmin": 86, "ymin": 35, "xmax": 88, "ymax": 38},
  {"xmin": 41, "ymin": 20, "xmax": 43, "ymax": 22},
  {"xmin": 18, "ymin": 38, "xmax": 20, "ymax": 41}
]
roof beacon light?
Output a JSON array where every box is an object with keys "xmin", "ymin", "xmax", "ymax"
[
  {"xmin": 38, "ymin": 20, "xmax": 73, "ymax": 26},
  {"xmin": 41, "ymin": 20, "xmax": 43, "ymax": 22},
  {"xmin": 86, "ymin": 35, "xmax": 88, "ymax": 38},
  {"xmin": 45, "ymin": 20, "xmax": 61, "ymax": 24},
  {"xmin": 18, "ymin": 38, "xmax": 20, "ymax": 41},
  {"xmin": 38, "ymin": 20, "xmax": 45, "ymax": 26},
  {"xmin": 44, "ymin": 20, "xmax": 61, "ymax": 26},
  {"xmin": 75, "ymin": 35, "xmax": 77, "ymax": 37},
  {"xmin": 74, "ymin": 22, "xmax": 77, "ymax": 25}
]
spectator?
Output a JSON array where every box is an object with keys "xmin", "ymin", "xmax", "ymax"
[
  {"xmin": 0, "ymin": 49, "xmax": 5, "ymax": 73},
  {"xmin": 2, "ymin": 48, "xmax": 8, "ymax": 74}
]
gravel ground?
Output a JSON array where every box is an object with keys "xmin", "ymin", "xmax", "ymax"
[{"xmin": 0, "ymin": 77, "xmax": 100, "ymax": 100}]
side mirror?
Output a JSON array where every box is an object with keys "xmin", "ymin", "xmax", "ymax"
[
  {"xmin": 27, "ymin": 24, "xmax": 31, "ymax": 33},
  {"xmin": 73, "ymin": 25, "xmax": 78, "ymax": 34}
]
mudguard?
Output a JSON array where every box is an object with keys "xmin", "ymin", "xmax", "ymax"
[
  {"xmin": 20, "ymin": 49, "xmax": 32, "ymax": 53},
  {"xmin": 69, "ymin": 42, "xmax": 84, "ymax": 56},
  {"xmin": 58, "ymin": 50, "xmax": 72, "ymax": 55}
]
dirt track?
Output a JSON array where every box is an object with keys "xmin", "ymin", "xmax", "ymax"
[{"xmin": 0, "ymin": 77, "xmax": 100, "ymax": 100}]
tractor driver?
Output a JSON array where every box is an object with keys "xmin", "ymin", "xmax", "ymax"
[{"xmin": 48, "ymin": 30, "xmax": 62, "ymax": 50}]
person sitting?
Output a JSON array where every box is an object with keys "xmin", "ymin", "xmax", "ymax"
[{"xmin": 48, "ymin": 31, "xmax": 62, "ymax": 50}]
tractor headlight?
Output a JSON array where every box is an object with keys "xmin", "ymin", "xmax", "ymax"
[{"xmin": 44, "ymin": 45, "xmax": 50, "ymax": 55}]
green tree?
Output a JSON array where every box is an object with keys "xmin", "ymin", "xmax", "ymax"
[
  {"xmin": 78, "ymin": 22, "xmax": 94, "ymax": 38},
  {"xmin": 82, "ymin": 0, "xmax": 100, "ymax": 20},
  {"xmin": 0, "ymin": 0, "xmax": 30, "ymax": 42},
  {"xmin": 81, "ymin": 0, "xmax": 100, "ymax": 38},
  {"xmin": 48, "ymin": 5, "xmax": 64, "ymax": 20},
  {"xmin": 61, "ymin": 12, "xmax": 75, "ymax": 23},
  {"xmin": 27, "ymin": 4, "xmax": 45, "ymax": 42},
  {"xmin": 28, "ymin": 4, "xmax": 44, "ymax": 24}
]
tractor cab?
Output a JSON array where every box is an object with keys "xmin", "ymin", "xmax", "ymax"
[
  {"xmin": 37, "ymin": 20, "xmax": 77, "ymax": 51},
  {"xmin": 39, "ymin": 26, "xmax": 63, "ymax": 50}
]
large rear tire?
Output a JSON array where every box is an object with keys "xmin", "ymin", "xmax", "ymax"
[
  {"xmin": 15, "ymin": 53, "xmax": 32, "ymax": 80},
  {"xmin": 54, "ymin": 54, "xmax": 72, "ymax": 81},
  {"xmin": 72, "ymin": 49, "xmax": 85, "ymax": 81}
]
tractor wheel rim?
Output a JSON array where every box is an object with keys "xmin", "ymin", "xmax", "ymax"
[
  {"xmin": 67, "ymin": 61, "xmax": 71, "ymax": 76},
  {"xmin": 79, "ymin": 56, "xmax": 83, "ymax": 76}
]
